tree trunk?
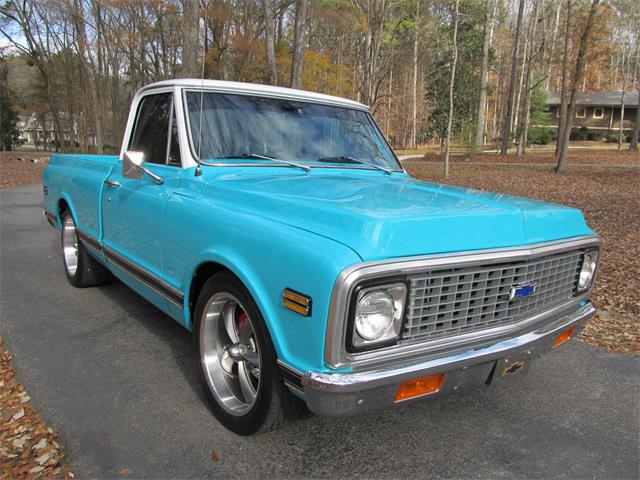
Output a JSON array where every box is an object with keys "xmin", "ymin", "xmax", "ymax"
[
  {"xmin": 182, "ymin": 0, "xmax": 200, "ymax": 77},
  {"xmin": 264, "ymin": 0, "xmax": 278, "ymax": 84},
  {"xmin": 556, "ymin": 0, "xmax": 572, "ymax": 157},
  {"xmin": 556, "ymin": 0, "xmax": 600, "ymax": 173},
  {"xmin": 630, "ymin": 84, "xmax": 640, "ymax": 151},
  {"xmin": 513, "ymin": 29, "xmax": 529, "ymax": 135},
  {"xmin": 473, "ymin": 0, "xmax": 493, "ymax": 153},
  {"xmin": 545, "ymin": 0, "xmax": 561, "ymax": 91},
  {"xmin": 411, "ymin": 0, "xmax": 419, "ymax": 149},
  {"xmin": 517, "ymin": 0, "xmax": 540, "ymax": 156},
  {"xmin": 444, "ymin": 0, "xmax": 460, "ymax": 178},
  {"xmin": 618, "ymin": 83, "xmax": 626, "ymax": 151},
  {"xmin": 290, "ymin": 0, "xmax": 309, "ymax": 89},
  {"xmin": 499, "ymin": 0, "xmax": 525, "ymax": 155}
]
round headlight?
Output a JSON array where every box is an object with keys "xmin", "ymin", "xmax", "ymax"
[
  {"xmin": 578, "ymin": 252, "xmax": 597, "ymax": 290},
  {"xmin": 355, "ymin": 290, "xmax": 395, "ymax": 341}
]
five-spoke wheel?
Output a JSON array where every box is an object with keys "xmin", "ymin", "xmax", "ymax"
[
  {"xmin": 193, "ymin": 272, "xmax": 302, "ymax": 435},
  {"xmin": 62, "ymin": 214, "xmax": 79, "ymax": 276},
  {"xmin": 59, "ymin": 211, "xmax": 110, "ymax": 288},
  {"xmin": 199, "ymin": 293, "xmax": 261, "ymax": 415}
]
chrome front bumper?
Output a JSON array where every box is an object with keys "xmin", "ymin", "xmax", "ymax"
[{"xmin": 300, "ymin": 302, "xmax": 595, "ymax": 417}]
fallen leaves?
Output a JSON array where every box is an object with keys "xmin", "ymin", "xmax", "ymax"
[
  {"xmin": 407, "ymin": 153, "xmax": 639, "ymax": 355},
  {"xmin": 0, "ymin": 153, "xmax": 50, "ymax": 190},
  {"xmin": 0, "ymin": 342, "xmax": 73, "ymax": 479}
]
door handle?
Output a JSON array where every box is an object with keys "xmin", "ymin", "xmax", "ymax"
[{"xmin": 105, "ymin": 179, "xmax": 121, "ymax": 188}]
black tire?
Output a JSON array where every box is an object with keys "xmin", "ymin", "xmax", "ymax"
[
  {"xmin": 60, "ymin": 211, "xmax": 110, "ymax": 288},
  {"xmin": 193, "ymin": 272, "xmax": 302, "ymax": 435}
]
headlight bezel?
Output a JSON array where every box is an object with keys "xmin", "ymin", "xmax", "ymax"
[
  {"xmin": 347, "ymin": 279, "xmax": 408, "ymax": 352},
  {"xmin": 577, "ymin": 249, "xmax": 599, "ymax": 292}
]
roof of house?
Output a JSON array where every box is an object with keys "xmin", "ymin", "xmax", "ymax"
[
  {"xmin": 138, "ymin": 79, "xmax": 369, "ymax": 111},
  {"xmin": 547, "ymin": 91, "xmax": 639, "ymax": 106}
]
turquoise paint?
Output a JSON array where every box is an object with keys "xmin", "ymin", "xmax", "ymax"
[{"xmin": 43, "ymin": 157, "xmax": 596, "ymax": 373}]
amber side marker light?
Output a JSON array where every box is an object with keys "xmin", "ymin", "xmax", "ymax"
[
  {"xmin": 553, "ymin": 326, "xmax": 577, "ymax": 348},
  {"xmin": 395, "ymin": 374, "xmax": 446, "ymax": 402}
]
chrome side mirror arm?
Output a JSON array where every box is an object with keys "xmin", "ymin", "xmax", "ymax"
[{"xmin": 141, "ymin": 167, "xmax": 165, "ymax": 185}]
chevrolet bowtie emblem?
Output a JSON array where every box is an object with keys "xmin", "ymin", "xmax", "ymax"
[{"xmin": 509, "ymin": 283, "xmax": 537, "ymax": 301}]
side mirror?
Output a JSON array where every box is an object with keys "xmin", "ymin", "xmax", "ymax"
[
  {"xmin": 123, "ymin": 151, "xmax": 145, "ymax": 180},
  {"xmin": 122, "ymin": 150, "xmax": 164, "ymax": 185}
]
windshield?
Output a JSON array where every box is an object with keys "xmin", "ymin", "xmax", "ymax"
[{"xmin": 185, "ymin": 91, "xmax": 400, "ymax": 171}]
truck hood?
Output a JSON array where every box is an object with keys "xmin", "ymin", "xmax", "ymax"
[{"xmin": 208, "ymin": 170, "xmax": 594, "ymax": 261}]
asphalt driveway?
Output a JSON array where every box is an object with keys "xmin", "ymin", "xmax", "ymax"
[{"xmin": 1, "ymin": 184, "xmax": 639, "ymax": 479}]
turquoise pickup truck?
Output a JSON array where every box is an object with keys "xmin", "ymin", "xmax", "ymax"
[{"xmin": 43, "ymin": 80, "xmax": 601, "ymax": 435}]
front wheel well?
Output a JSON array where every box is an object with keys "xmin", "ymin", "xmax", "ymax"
[{"xmin": 188, "ymin": 262, "xmax": 233, "ymax": 325}]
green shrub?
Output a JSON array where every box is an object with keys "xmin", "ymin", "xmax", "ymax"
[
  {"xmin": 587, "ymin": 132, "xmax": 602, "ymax": 141},
  {"xmin": 528, "ymin": 126, "xmax": 554, "ymax": 145},
  {"xmin": 605, "ymin": 135, "xmax": 619, "ymax": 143},
  {"xmin": 570, "ymin": 126, "xmax": 590, "ymax": 141}
]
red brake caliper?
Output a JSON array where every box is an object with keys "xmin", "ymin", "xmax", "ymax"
[{"xmin": 237, "ymin": 312, "xmax": 247, "ymax": 331}]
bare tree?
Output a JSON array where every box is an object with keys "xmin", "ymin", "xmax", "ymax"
[
  {"xmin": 556, "ymin": 0, "xmax": 600, "ymax": 173},
  {"xmin": 444, "ymin": 0, "xmax": 460, "ymax": 178},
  {"xmin": 473, "ymin": 0, "xmax": 494, "ymax": 153},
  {"xmin": 556, "ymin": 0, "xmax": 572, "ymax": 157},
  {"xmin": 264, "ymin": 0, "xmax": 278, "ymax": 84},
  {"xmin": 0, "ymin": 1, "xmax": 63, "ymax": 150},
  {"xmin": 291, "ymin": 0, "xmax": 309, "ymax": 88},
  {"xmin": 499, "ymin": 0, "xmax": 525, "ymax": 155},
  {"xmin": 411, "ymin": 0, "xmax": 420, "ymax": 149},
  {"xmin": 516, "ymin": 0, "xmax": 542, "ymax": 156},
  {"xmin": 182, "ymin": 0, "xmax": 199, "ymax": 77},
  {"xmin": 630, "ymin": 85, "xmax": 640, "ymax": 150},
  {"xmin": 618, "ymin": 49, "xmax": 627, "ymax": 151}
]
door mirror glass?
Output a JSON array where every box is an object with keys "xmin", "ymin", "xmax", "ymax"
[{"xmin": 123, "ymin": 151, "xmax": 145, "ymax": 179}]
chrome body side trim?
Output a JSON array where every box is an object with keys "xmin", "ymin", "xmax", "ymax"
[
  {"xmin": 326, "ymin": 236, "xmax": 602, "ymax": 370},
  {"xmin": 303, "ymin": 302, "xmax": 595, "ymax": 416},
  {"xmin": 69, "ymin": 228, "xmax": 185, "ymax": 309},
  {"xmin": 76, "ymin": 229, "xmax": 102, "ymax": 253},
  {"xmin": 102, "ymin": 245, "xmax": 185, "ymax": 309},
  {"xmin": 43, "ymin": 210, "xmax": 57, "ymax": 228},
  {"xmin": 277, "ymin": 360, "xmax": 305, "ymax": 394}
]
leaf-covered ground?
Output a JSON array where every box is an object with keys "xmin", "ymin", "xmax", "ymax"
[
  {"xmin": 418, "ymin": 149, "xmax": 640, "ymax": 164},
  {"xmin": 0, "ymin": 343, "xmax": 74, "ymax": 479},
  {"xmin": 0, "ymin": 153, "xmax": 50, "ymax": 190},
  {"xmin": 406, "ymin": 153, "xmax": 639, "ymax": 355}
]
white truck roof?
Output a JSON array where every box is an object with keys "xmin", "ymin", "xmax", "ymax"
[{"xmin": 138, "ymin": 79, "xmax": 369, "ymax": 112}]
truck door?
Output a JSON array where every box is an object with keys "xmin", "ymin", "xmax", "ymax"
[{"xmin": 101, "ymin": 91, "xmax": 183, "ymax": 311}]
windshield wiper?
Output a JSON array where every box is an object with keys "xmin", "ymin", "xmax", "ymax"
[
  {"xmin": 210, "ymin": 153, "xmax": 311, "ymax": 172},
  {"xmin": 316, "ymin": 156, "xmax": 392, "ymax": 175}
]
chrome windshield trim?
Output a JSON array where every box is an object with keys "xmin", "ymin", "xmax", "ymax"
[
  {"xmin": 180, "ymin": 88, "xmax": 404, "ymax": 172},
  {"xmin": 325, "ymin": 235, "xmax": 602, "ymax": 370}
]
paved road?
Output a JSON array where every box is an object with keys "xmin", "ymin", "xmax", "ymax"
[{"xmin": 1, "ymin": 184, "xmax": 639, "ymax": 479}]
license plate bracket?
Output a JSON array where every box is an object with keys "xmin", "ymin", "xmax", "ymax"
[{"xmin": 492, "ymin": 351, "xmax": 532, "ymax": 382}]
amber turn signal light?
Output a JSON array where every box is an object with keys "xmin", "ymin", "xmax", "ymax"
[
  {"xmin": 553, "ymin": 326, "xmax": 576, "ymax": 348},
  {"xmin": 395, "ymin": 374, "xmax": 446, "ymax": 402}
]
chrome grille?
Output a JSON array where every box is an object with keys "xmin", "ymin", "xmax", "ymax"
[{"xmin": 402, "ymin": 250, "xmax": 584, "ymax": 342}]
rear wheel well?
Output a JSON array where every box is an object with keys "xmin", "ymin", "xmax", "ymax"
[
  {"xmin": 188, "ymin": 262, "xmax": 233, "ymax": 325},
  {"xmin": 57, "ymin": 199, "xmax": 70, "ymax": 219}
]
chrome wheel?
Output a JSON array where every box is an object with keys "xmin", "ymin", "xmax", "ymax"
[
  {"xmin": 199, "ymin": 293, "xmax": 261, "ymax": 416},
  {"xmin": 62, "ymin": 215, "xmax": 79, "ymax": 276}
]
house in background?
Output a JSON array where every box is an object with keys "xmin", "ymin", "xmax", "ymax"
[{"xmin": 546, "ymin": 91, "xmax": 638, "ymax": 139}]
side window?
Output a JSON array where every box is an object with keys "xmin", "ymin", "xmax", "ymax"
[{"xmin": 129, "ymin": 93, "xmax": 172, "ymax": 165}]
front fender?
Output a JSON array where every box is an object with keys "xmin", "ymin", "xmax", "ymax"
[{"xmin": 162, "ymin": 193, "xmax": 362, "ymax": 373}]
